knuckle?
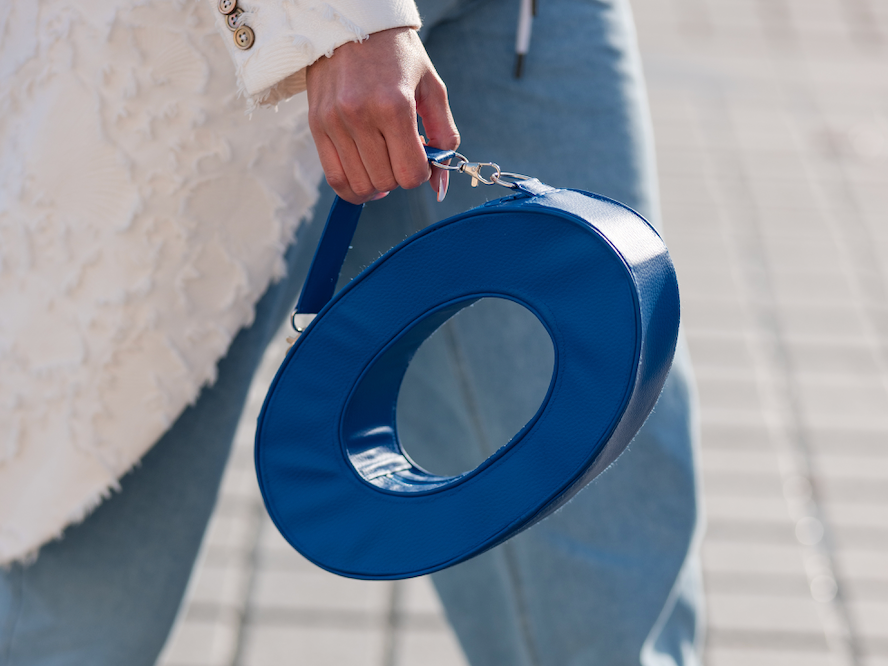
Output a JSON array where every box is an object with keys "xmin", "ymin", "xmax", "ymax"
[
  {"xmin": 352, "ymin": 181, "xmax": 375, "ymax": 199},
  {"xmin": 322, "ymin": 105, "xmax": 346, "ymax": 129},
  {"xmin": 438, "ymin": 129, "xmax": 460, "ymax": 151},
  {"xmin": 325, "ymin": 171, "xmax": 348, "ymax": 192},
  {"xmin": 376, "ymin": 91, "xmax": 411, "ymax": 117},
  {"xmin": 398, "ymin": 165, "xmax": 429, "ymax": 190},
  {"xmin": 340, "ymin": 192, "xmax": 364, "ymax": 205},
  {"xmin": 338, "ymin": 96, "xmax": 364, "ymax": 122},
  {"xmin": 373, "ymin": 176, "xmax": 399, "ymax": 193}
]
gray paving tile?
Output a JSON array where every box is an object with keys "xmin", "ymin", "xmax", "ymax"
[
  {"xmin": 707, "ymin": 593, "xmax": 826, "ymax": 633},
  {"xmin": 849, "ymin": 601, "xmax": 888, "ymax": 639},
  {"xmin": 701, "ymin": 450, "xmax": 784, "ymax": 476},
  {"xmin": 249, "ymin": 569, "xmax": 391, "ymax": 615},
  {"xmin": 785, "ymin": 339, "xmax": 882, "ymax": 377},
  {"xmin": 770, "ymin": 270, "xmax": 859, "ymax": 306},
  {"xmin": 833, "ymin": 550, "xmax": 888, "ymax": 582},
  {"xmin": 217, "ymin": 462, "xmax": 262, "ymax": 505},
  {"xmin": 706, "ymin": 647, "xmax": 835, "ymax": 666},
  {"xmin": 686, "ymin": 335, "xmax": 757, "ymax": 372},
  {"xmin": 821, "ymin": 502, "xmax": 888, "ymax": 529},
  {"xmin": 202, "ymin": 511, "xmax": 259, "ymax": 552},
  {"xmin": 395, "ymin": 629, "xmax": 469, "ymax": 666},
  {"xmin": 674, "ymin": 270, "xmax": 744, "ymax": 301},
  {"xmin": 399, "ymin": 577, "xmax": 446, "ymax": 618},
  {"xmin": 817, "ymin": 477, "xmax": 888, "ymax": 504},
  {"xmin": 188, "ymin": 559, "xmax": 252, "ymax": 610},
  {"xmin": 702, "ymin": 472, "xmax": 784, "ymax": 499},
  {"xmin": 805, "ymin": 427, "xmax": 888, "ymax": 457},
  {"xmin": 238, "ymin": 625, "xmax": 385, "ymax": 666},
  {"xmin": 702, "ymin": 542, "xmax": 809, "ymax": 577},
  {"xmin": 696, "ymin": 375, "xmax": 763, "ymax": 412},
  {"xmin": 704, "ymin": 496, "xmax": 792, "ymax": 524},
  {"xmin": 843, "ymin": 579, "xmax": 888, "ymax": 604},
  {"xmin": 795, "ymin": 378, "xmax": 888, "ymax": 421},
  {"xmin": 705, "ymin": 571, "xmax": 811, "ymax": 597},
  {"xmin": 681, "ymin": 297, "xmax": 753, "ymax": 335},
  {"xmin": 705, "ymin": 521, "xmax": 800, "ymax": 547},
  {"xmin": 830, "ymin": 526, "xmax": 888, "ymax": 551},
  {"xmin": 158, "ymin": 615, "xmax": 239, "ymax": 666},
  {"xmin": 700, "ymin": 422, "xmax": 773, "ymax": 451},
  {"xmin": 812, "ymin": 456, "xmax": 888, "ymax": 481},
  {"xmin": 700, "ymin": 409, "xmax": 772, "ymax": 433}
]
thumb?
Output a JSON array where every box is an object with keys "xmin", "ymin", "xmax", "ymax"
[{"xmin": 416, "ymin": 72, "xmax": 460, "ymax": 151}]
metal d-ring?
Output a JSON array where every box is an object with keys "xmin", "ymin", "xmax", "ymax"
[
  {"xmin": 491, "ymin": 171, "xmax": 533, "ymax": 189},
  {"xmin": 291, "ymin": 312, "xmax": 316, "ymax": 333},
  {"xmin": 429, "ymin": 152, "xmax": 469, "ymax": 171}
]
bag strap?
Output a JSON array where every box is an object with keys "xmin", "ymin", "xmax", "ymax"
[
  {"xmin": 292, "ymin": 146, "xmax": 548, "ymax": 321},
  {"xmin": 294, "ymin": 146, "xmax": 456, "ymax": 315}
]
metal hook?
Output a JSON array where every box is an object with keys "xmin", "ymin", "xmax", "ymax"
[{"xmin": 429, "ymin": 153, "xmax": 532, "ymax": 189}]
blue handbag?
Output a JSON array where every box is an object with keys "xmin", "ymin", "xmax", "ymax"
[{"xmin": 255, "ymin": 147, "xmax": 680, "ymax": 580}]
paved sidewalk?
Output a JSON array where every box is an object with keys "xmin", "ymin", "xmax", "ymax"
[
  {"xmin": 633, "ymin": 0, "xmax": 888, "ymax": 664},
  {"xmin": 159, "ymin": 0, "xmax": 888, "ymax": 664}
]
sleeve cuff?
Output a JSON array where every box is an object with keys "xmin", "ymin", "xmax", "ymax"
[{"xmin": 210, "ymin": 0, "xmax": 422, "ymax": 108}]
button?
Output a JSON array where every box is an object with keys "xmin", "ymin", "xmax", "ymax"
[
  {"xmin": 226, "ymin": 7, "xmax": 244, "ymax": 30},
  {"xmin": 234, "ymin": 25, "xmax": 255, "ymax": 50},
  {"xmin": 218, "ymin": 0, "xmax": 237, "ymax": 15}
]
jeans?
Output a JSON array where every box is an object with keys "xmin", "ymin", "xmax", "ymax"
[{"xmin": 0, "ymin": 0, "xmax": 703, "ymax": 664}]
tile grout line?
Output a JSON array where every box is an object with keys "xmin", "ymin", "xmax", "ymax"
[{"xmin": 229, "ymin": 498, "xmax": 266, "ymax": 666}]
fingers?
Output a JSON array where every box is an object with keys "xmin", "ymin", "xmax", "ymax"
[
  {"xmin": 305, "ymin": 27, "xmax": 460, "ymax": 204},
  {"xmin": 381, "ymin": 95, "xmax": 431, "ymax": 192},
  {"xmin": 310, "ymin": 121, "xmax": 366, "ymax": 204},
  {"xmin": 415, "ymin": 72, "xmax": 459, "ymax": 201},
  {"xmin": 416, "ymin": 73, "xmax": 460, "ymax": 152},
  {"xmin": 311, "ymin": 90, "xmax": 427, "ymax": 204}
]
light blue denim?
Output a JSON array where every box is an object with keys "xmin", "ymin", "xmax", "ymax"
[{"xmin": 0, "ymin": 0, "xmax": 704, "ymax": 664}]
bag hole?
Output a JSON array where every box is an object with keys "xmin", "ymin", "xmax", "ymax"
[{"xmin": 396, "ymin": 297, "xmax": 555, "ymax": 477}]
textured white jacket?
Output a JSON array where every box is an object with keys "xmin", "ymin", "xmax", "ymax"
[{"xmin": 0, "ymin": 0, "xmax": 420, "ymax": 566}]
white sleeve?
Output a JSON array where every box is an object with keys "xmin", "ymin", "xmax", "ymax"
[{"xmin": 209, "ymin": 0, "xmax": 422, "ymax": 108}]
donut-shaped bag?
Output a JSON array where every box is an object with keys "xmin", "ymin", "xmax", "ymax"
[{"xmin": 255, "ymin": 149, "xmax": 680, "ymax": 579}]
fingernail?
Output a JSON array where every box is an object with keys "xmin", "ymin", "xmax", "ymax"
[
  {"xmin": 436, "ymin": 170, "xmax": 449, "ymax": 203},
  {"xmin": 371, "ymin": 191, "xmax": 390, "ymax": 201}
]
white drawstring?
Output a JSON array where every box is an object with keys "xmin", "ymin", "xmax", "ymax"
[{"xmin": 514, "ymin": 0, "xmax": 534, "ymax": 78}]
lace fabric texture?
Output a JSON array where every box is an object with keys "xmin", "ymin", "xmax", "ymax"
[{"xmin": 0, "ymin": 0, "xmax": 324, "ymax": 564}]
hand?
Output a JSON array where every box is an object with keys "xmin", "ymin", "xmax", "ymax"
[{"xmin": 306, "ymin": 27, "xmax": 460, "ymax": 204}]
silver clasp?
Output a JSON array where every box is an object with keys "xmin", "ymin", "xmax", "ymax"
[
  {"xmin": 430, "ymin": 152, "xmax": 532, "ymax": 189},
  {"xmin": 460, "ymin": 161, "xmax": 502, "ymax": 187}
]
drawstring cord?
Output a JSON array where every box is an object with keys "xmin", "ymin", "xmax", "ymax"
[{"xmin": 514, "ymin": 0, "xmax": 537, "ymax": 78}]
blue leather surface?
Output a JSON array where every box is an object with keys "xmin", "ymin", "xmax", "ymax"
[
  {"xmin": 423, "ymin": 146, "xmax": 457, "ymax": 165},
  {"xmin": 256, "ymin": 185, "xmax": 680, "ymax": 579}
]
